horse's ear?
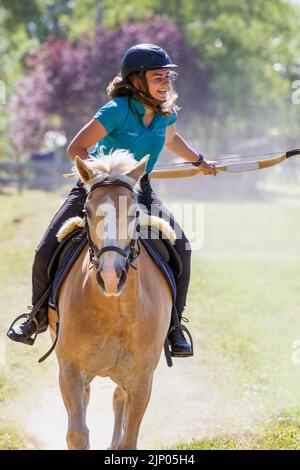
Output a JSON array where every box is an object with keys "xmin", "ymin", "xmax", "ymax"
[
  {"xmin": 125, "ymin": 155, "xmax": 149, "ymax": 182},
  {"xmin": 75, "ymin": 156, "xmax": 94, "ymax": 183}
]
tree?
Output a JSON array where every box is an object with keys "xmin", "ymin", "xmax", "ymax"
[
  {"xmin": 4, "ymin": 0, "xmax": 300, "ymax": 155},
  {"xmin": 9, "ymin": 15, "xmax": 212, "ymax": 154}
]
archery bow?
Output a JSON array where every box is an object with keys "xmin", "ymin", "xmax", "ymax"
[{"xmin": 150, "ymin": 148, "xmax": 300, "ymax": 179}]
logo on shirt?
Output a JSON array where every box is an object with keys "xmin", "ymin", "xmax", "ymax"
[
  {"xmin": 127, "ymin": 132, "xmax": 138, "ymax": 137},
  {"xmin": 155, "ymin": 128, "xmax": 166, "ymax": 137}
]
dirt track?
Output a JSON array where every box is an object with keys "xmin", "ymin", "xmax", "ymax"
[{"xmin": 10, "ymin": 346, "xmax": 266, "ymax": 450}]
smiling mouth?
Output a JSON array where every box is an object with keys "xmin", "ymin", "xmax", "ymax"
[{"xmin": 157, "ymin": 89, "xmax": 167, "ymax": 97}]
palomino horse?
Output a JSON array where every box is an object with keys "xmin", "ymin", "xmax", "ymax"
[{"xmin": 48, "ymin": 151, "xmax": 173, "ymax": 450}]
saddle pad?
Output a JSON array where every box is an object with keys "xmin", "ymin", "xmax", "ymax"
[
  {"xmin": 141, "ymin": 238, "xmax": 176, "ymax": 304},
  {"xmin": 49, "ymin": 236, "xmax": 176, "ymax": 311},
  {"xmin": 48, "ymin": 234, "xmax": 87, "ymax": 310}
]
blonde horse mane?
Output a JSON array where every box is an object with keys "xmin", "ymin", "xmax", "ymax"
[{"xmin": 67, "ymin": 149, "xmax": 143, "ymax": 192}]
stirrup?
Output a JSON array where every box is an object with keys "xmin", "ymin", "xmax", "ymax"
[
  {"xmin": 167, "ymin": 323, "xmax": 194, "ymax": 358},
  {"xmin": 7, "ymin": 313, "xmax": 39, "ymax": 346},
  {"xmin": 179, "ymin": 323, "xmax": 194, "ymax": 357},
  {"xmin": 7, "ymin": 285, "xmax": 52, "ymax": 345}
]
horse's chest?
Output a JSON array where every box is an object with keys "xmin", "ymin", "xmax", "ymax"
[{"xmin": 84, "ymin": 339, "xmax": 136, "ymax": 374}]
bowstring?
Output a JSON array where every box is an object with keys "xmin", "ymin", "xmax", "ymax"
[{"xmin": 154, "ymin": 150, "xmax": 287, "ymax": 168}]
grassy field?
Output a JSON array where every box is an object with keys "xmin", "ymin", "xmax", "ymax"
[
  {"xmin": 174, "ymin": 200, "xmax": 300, "ymax": 450},
  {"xmin": 1, "ymin": 187, "xmax": 300, "ymax": 449},
  {"xmin": 0, "ymin": 188, "xmax": 65, "ymax": 449}
]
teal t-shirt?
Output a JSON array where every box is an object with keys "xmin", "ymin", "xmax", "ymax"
[{"xmin": 91, "ymin": 97, "xmax": 177, "ymax": 173}]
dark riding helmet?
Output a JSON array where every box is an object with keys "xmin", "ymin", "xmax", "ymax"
[{"xmin": 121, "ymin": 43, "xmax": 177, "ymax": 79}]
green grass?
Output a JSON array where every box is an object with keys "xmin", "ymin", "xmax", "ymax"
[
  {"xmin": 172, "ymin": 201, "xmax": 300, "ymax": 450},
  {"xmin": 1, "ymin": 189, "xmax": 300, "ymax": 449},
  {"xmin": 0, "ymin": 424, "xmax": 37, "ymax": 450},
  {"xmin": 175, "ymin": 414, "xmax": 300, "ymax": 450},
  {"xmin": 0, "ymin": 188, "xmax": 65, "ymax": 450}
]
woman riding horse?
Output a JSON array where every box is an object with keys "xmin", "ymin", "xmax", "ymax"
[{"xmin": 8, "ymin": 43, "xmax": 216, "ymax": 355}]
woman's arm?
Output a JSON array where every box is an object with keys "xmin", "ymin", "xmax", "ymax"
[
  {"xmin": 66, "ymin": 119, "xmax": 107, "ymax": 161},
  {"xmin": 165, "ymin": 124, "xmax": 216, "ymax": 175}
]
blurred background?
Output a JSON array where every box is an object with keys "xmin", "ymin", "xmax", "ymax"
[
  {"xmin": 1, "ymin": 0, "xmax": 300, "ymax": 197},
  {"xmin": 1, "ymin": 0, "xmax": 300, "ymax": 451}
]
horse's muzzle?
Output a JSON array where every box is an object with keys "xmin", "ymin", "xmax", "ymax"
[{"xmin": 96, "ymin": 266, "xmax": 128, "ymax": 296}]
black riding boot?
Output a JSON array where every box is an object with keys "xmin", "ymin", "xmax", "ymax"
[
  {"xmin": 168, "ymin": 309, "xmax": 193, "ymax": 357},
  {"xmin": 7, "ymin": 305, "xmax": 49, "ymax": 346}
]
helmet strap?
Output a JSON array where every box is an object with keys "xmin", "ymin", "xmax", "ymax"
[{"xmin": 125, "ymin": 73, "xmax": 162, "ymax": 113}]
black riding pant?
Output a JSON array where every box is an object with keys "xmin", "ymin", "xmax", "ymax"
[{"xmin": 32, "ymin": 175, "xmax": 191, "ymax": 316}]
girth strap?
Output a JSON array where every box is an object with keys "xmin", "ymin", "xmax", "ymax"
[{"xmin": 38, "ymin": 320, "xmax": 59, "ymax": 363}]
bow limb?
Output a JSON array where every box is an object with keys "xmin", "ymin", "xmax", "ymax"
[
  {"xmin": 150, "ymin": 149, "xmax": 300, "ymax": 179},
  {"xmin": 150, "ymin": 166, "xmax": 202, "ymax": 179},
  {"xmin": 149, "ymin": 161, "xmax": 267, "ymax": 179},
  {"xmin": 216, "ymin": 153, "xmax": 287, "ymax": 173},
  {"xmin": 220, "ymin": 149, "xmax": 300, "ymax": 172}
]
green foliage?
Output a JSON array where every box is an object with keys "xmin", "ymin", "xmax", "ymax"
[
  {"xmin": 10, "ymin": 16, "xmax": 209, "ymax": 154},
  {"xmin": 1, "ymin": 0, "xmax": 300, "ymax": 153},
  {"xmin": 100, "ymin": 0, "xmax": 161, "ymax": 28},
  {"xmin": 1, "ymin": 0, "xmax": 73, "ymax": 41},
  {"xmin": 181, "ymin": 1, "xmax": 300, "ymax": 137}
]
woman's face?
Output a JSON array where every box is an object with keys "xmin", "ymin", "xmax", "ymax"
[{"xmin": 145, "ymin": 69, "xmax": 174, "ymax": 102}]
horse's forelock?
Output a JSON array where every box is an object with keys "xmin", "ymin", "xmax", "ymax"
[{"xmin": 75, "ymin": 150, "xmax": 140, "ymax": 191}]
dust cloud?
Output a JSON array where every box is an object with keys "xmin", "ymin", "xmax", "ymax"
[{"xmin": 6, "ymin": 350, "xmax": 270, "ymax": 450}]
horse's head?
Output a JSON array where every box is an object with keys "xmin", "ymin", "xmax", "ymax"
[{"xmin": 75, "ymin": 150, "xmax": 148, "ymax": 297}]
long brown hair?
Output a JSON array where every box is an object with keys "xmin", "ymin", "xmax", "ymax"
[{"xmin": 106, "ymin": 71, "xmax": 179, "ymax": 116}]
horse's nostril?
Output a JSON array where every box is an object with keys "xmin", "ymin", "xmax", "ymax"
[
  {"xmin": 118, "ymin": 269, "xmax": 127, "ymax": 291},
  {"xmin": 114, "ymin": 259, "xmax": 126, "ymax": 279},
  {"xmin": 96, "ymin": 270, "xmax": 105, "ymax": 290}
]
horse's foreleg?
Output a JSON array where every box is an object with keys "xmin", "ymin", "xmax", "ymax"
[
  {"xmin": 109, "ymin": 386, "xmax": 126, "ymax": 449},
  {"xmin": 117, "ymin": 377, "xmax": 153, "ymax": 450},
  {"xmin": 84, "ymin": 383, "xmax": 91, "ymax": 411},
  {"xmin": 59, "ymin": 366, "xmax": 90, "ymax": 450}
]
